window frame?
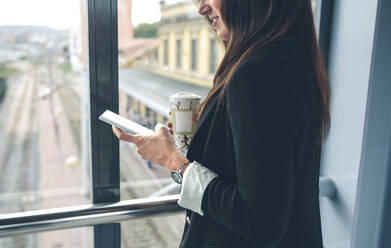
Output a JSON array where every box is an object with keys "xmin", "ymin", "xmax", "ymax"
[
  {"xmin": 87, "ymin": 0, "xmax": 120, "ymax": 247},
  {"xmin": 176, "ymin": 39, "xmax": 182, "ymax": 69},
  {"xmin": 209, "ymin": 38, "xmax": 217, "ymax": 74},
  {"xmin": 351, "ymin": 0, "xmax": 391, "ymax": 247},
  {"xmin": 191, "ymin": 38, "xmax": 197, "ymax": 71}
]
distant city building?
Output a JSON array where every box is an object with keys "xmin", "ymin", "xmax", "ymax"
[
  {"xmin": 129, "ymin": 0, "xmax": 225, "ymax": 88},
  {"xmin": 117, "ymin": 0, "xmax": 223, "ymax": 129},
  {"xmin": 80, "ymin": 0, "xmax": 157, "ymax": 67},
  {"xmin": 118, "ymin": 0, "xmax": 134, "ymax": 43}
]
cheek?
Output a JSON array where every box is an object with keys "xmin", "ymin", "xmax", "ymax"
[{"xmin": 212, "ymin": 0, "xmax": 222, "ymax": 9}]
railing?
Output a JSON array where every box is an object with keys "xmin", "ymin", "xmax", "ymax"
[
  {"xmin": 0, "ymin": 195, "xmax": 183, "ymax": 238},
  {"xmin": 319, "ymin": 177, "xmax": 337, "ymax": 198},
  {"xmin": 0, "ymin": 177, "xmax": 336, "ymax": 238}
]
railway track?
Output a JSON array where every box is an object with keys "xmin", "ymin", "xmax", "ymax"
[
  {"xmin": 0, "ymin": 67, "xmax": 39, "ymax": 248},
  {"xmin": 0, "ymin": 71, "xmax": 33, "ymax": 182}
]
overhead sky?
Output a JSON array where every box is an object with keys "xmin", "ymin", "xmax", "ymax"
[
  {"xmin": 0, "ymin": 0, "xmax": 185, "ymax": 29},
  {"xmin": 132, "ymin": 0, "xmax": 186, "ymax": 26},
  {"xmin": 0, "ymin": 0, "xmax": 80, "ymax": 29}
]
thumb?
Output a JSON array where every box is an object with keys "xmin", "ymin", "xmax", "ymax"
[{"xmin": 154, "ymin": 123, "xmax": 169, "ymax": 134}]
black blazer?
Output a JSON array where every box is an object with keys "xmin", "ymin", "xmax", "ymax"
[{"xmin": 179, "ymin": 39, "xmax": 324, "ymax": 248}]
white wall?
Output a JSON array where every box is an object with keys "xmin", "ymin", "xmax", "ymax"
[{"xmin": 319, "ymin": 0, "xmax": 379, "ymax": 247}]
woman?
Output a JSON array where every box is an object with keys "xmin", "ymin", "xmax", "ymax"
[{"xmin": 113, "ymin": 0, "xmax": 330, "ymax": 247}]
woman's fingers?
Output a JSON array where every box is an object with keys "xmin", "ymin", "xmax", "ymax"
[
  {"xmin": 155, "ymin": 123, "xmax": 171, "ymax": 137},
  {"xmin": 112, "ymin": 126, "xmax": 138, "ymax": 143},
  {"xmin": 112, "ymin": 125, "xmax": 122, "ymax": 137},
  {"xmin": 166, "ymin": 112, "xmax": 173, "ymax": 135},
  {"xmin": 166, "ymin": 122, "xmax": 173, "ymax": 135}
]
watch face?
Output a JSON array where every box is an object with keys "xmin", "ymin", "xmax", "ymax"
[{"xmin": 171, "ymin": 171, "xmax": 182, "ymax": 184}]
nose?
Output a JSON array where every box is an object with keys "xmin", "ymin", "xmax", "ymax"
[{"xmin": 198, "ymin": 1, "xmax": 211, "ymax": 16}]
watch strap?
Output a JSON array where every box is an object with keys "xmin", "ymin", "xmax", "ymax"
[
  {"xmin": 171, "ymin": 160, "xmax": 192, "ymax": 184},
  {"xmin": 177, "ymin": 160, "xmax": 191, "ymax": 175}
]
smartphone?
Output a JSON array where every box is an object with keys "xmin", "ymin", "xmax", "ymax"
[{"xmin": 99, "ymin": 110, "xmax": 154, "ymax": 135}]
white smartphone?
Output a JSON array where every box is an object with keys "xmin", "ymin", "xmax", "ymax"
[{"xmin": 99, "ymin": 110, "xmax": 155, "ymax": 135}]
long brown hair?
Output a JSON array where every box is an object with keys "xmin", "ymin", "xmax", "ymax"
[{"xmin": 195, "ymin": 0, "xmax": 330, "ymax": 141}]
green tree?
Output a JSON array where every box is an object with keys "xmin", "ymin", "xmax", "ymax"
[
  {"xmin": 134, "ymin": 23, "xmax": 158, "ymax": 38},
  {"xmin": 0, "ymin": 63, "xmax": 18, "ymax": 78}
]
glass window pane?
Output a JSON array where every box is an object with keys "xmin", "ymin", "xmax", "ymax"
[
  {"xmin": 118, "ymin": 0, "xmax": 210, "ymax": 246},
  {"xmin": 121, "ymin": 215, "xmax": 184, "ymax": 248},
  {"xmin": 118, "ymin": 0, "xmax": 213, "ymax": 203},
  {"xmin": 0, "ymin": 0, "xmax": 90, "ymax": 216},
  {"xmin": 0, "ymin": 227, "xmax": 93, "ymax": 248}
]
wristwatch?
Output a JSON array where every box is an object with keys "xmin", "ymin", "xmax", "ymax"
[{"xmin": 171, "ymin": 160, "xmax": 191, "ymax": 184}]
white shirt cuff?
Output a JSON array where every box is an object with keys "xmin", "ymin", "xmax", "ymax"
[{"xmin": 177, "ymin": 161, "xmax": 218, "ymax": 216}]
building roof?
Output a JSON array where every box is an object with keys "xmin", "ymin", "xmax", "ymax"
[
  {"xmin": 118, "ymin": 38, "xmax": 160, "ymax": 65},
  {"xmin": 119, "ymin": 67, "xmax": 211, "ymax": 117}
]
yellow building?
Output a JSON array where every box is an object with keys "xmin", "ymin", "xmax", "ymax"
[
  {"xmin": 131, "ymin": 0, "xmax": 318, "ymax": 89},
  {"xmin": 120, "ymin": 0, "xmax": 226, "ymax": 129},
  {"xmin": 134, "ymin": 0, "xmax": 225, "ymax": 88}
]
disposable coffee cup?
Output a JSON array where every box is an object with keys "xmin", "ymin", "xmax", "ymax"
[{"xmin": 169, "ymin": 92, "xmax": 202, "ymax": 153}]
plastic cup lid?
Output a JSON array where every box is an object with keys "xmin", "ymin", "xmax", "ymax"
[{"xmin": 169, "ymin": 92, "xmax": 202, "ymax": 100}]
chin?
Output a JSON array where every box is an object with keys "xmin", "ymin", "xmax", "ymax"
[
  {"xmin": 216, "ymin": 32, "xmax": 225, "ymax": 41},
  {"xmin": 215, "ymin": 28, "xmax": 228, "ymax": 41},
  {"xmin": 217, "ymin": 33, "xmax": 228, "ymax": 42},
  {"xmin": 216, "ymin": 31, "xmax": 222, "ymax": 39}
]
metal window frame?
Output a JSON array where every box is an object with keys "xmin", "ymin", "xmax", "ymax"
[
  {"xmin": 87, "ymin": 0, "xmax": 120, "ymax": 247},
  {"xmin": 0, "ymin": 195, "xmax": 183, "ymax": 238},
  {"xmin": 0, "ymin": 177, "xmax": 335, "ymax": 238},
  {"xmin": 351, "ymin": 0, "xmax": 391, "ymax": 247},
  {"xmin": 314, "ymin": 0, "xmax": 334, "ymax": 70}
]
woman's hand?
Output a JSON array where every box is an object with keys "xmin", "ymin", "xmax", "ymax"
[
  {"xmin": 167, "ymin": 111, "xmax": 173, "ymax": 135},
  {"xmin": 112, "ymin": 123, "xmax": 187, "ymax": 172}
]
